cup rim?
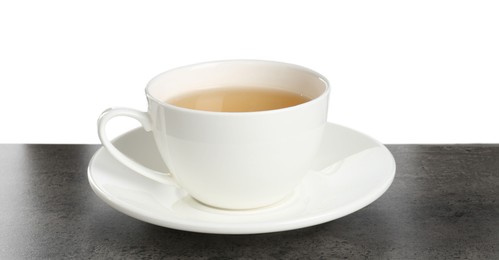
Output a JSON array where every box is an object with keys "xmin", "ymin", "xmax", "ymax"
[{"xmin": 145, "ymin": 59, "xmax": 330, "ymax": 115}]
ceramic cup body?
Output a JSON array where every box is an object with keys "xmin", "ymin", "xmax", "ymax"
[{"xmin": 98, "ymin": 60, "xmax": 329, "ymax": 209}]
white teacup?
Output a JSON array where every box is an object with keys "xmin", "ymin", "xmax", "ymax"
[{"xmin": 98, "ymin": 60, "xmax": 330, "ymax": 210}]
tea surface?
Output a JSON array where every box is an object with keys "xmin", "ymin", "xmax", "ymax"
[{"xmin": 167, "ymin": 87, "xmax": 310, "ymax": 112}]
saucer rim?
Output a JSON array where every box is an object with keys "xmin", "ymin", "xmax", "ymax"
[{"xmin": 88, "ymin": 122, "xmax": 396, "ymax": 234}]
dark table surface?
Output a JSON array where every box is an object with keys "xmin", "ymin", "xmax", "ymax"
[{"xmin": 1, "ymin": 144, "xmax": 498, "ymax": 259}]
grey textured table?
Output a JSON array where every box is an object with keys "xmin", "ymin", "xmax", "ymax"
[{"xmin": 1, "ymin": 144, "xmax": 498, "ymax": 259}]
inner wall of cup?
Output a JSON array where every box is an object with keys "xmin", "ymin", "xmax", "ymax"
[{"xmin": 146, "ymin": 60, "xmax": 328, "ymax": 104}]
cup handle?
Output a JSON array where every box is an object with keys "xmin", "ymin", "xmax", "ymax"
[{"xmin": 97, "ymin": 107, "xmax": 176, "ymax": 185}]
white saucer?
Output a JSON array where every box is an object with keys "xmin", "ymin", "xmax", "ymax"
[{"xmin": 88, "ymin": 123, "xmax": 396, "ymax": 234}]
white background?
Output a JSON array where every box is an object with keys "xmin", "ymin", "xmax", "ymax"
[{"xmin": 1, "ymin": 0, "xmax": 498, "ymax": 144}]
